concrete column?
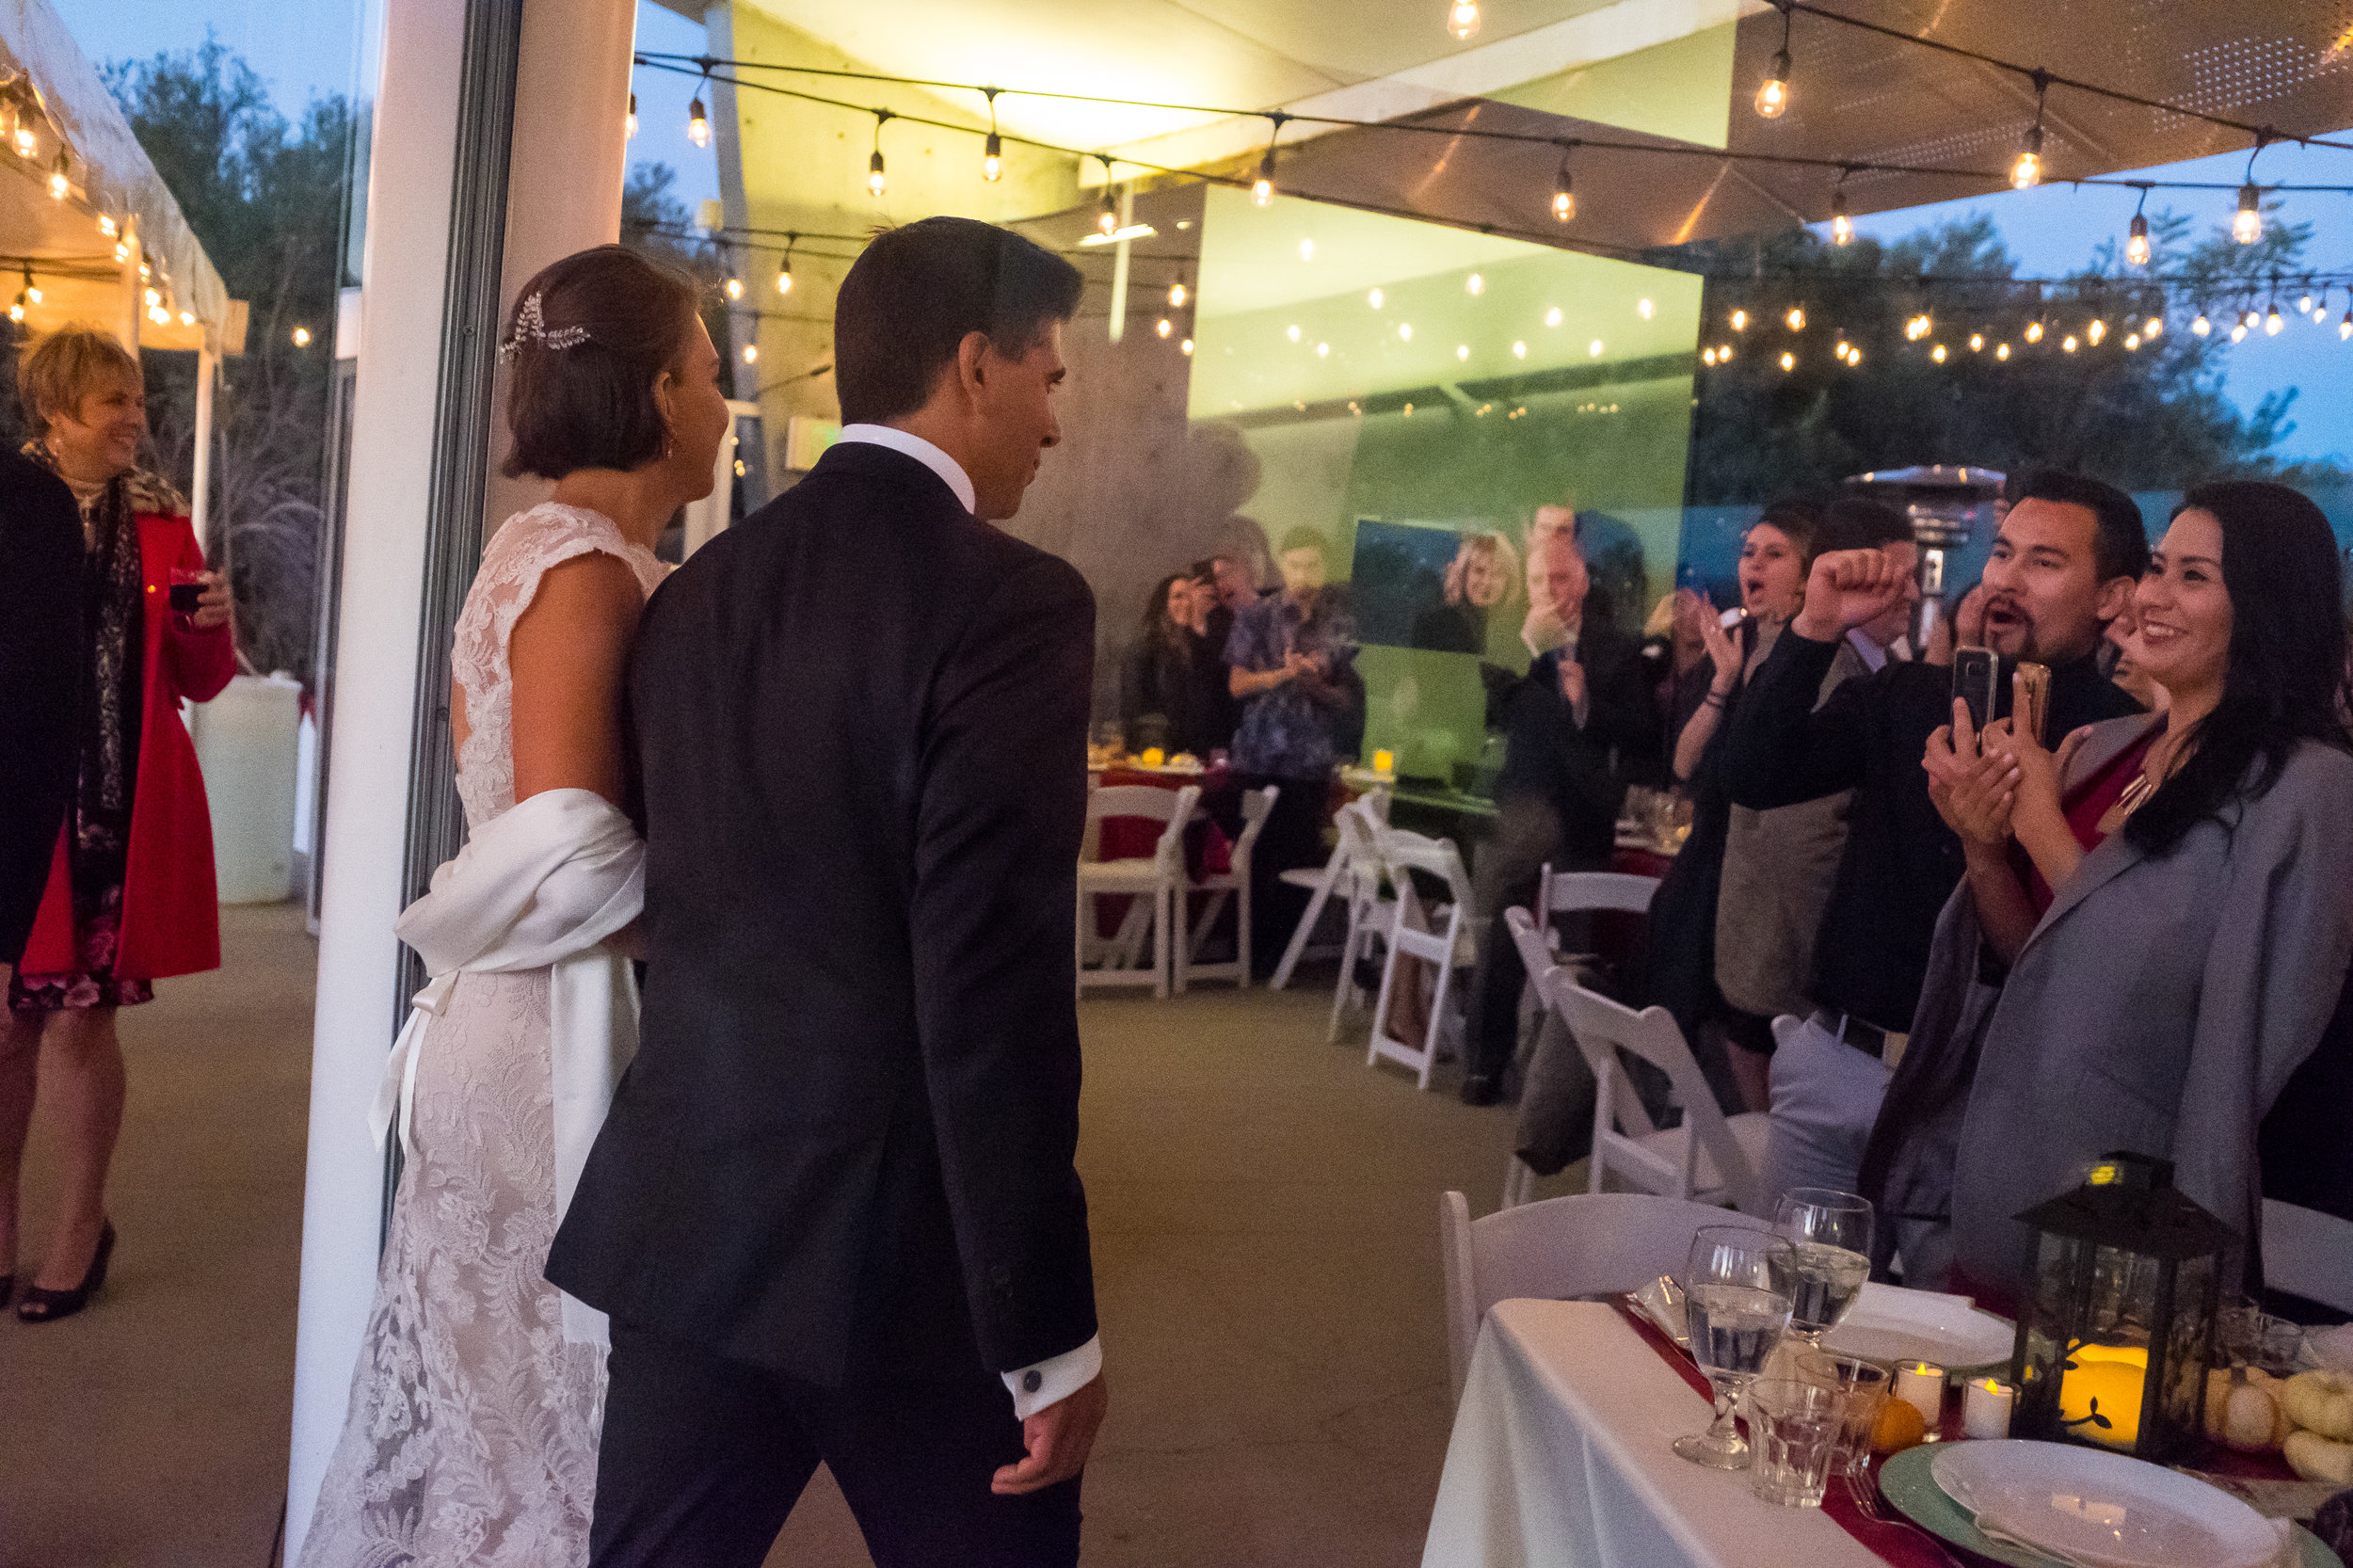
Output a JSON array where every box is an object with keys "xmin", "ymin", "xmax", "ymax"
[
  {"xmin": 284, "ymin": 0, "xmax": 471, "ymax": 1547},
  {"xmin": 284, "ymin": 0, "xmax": 638, "ymax": 1550}
]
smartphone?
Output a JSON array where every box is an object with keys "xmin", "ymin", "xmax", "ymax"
[{"xmin": 1953, "ymin": 648, "xmax": 1999, "ymax": 738}]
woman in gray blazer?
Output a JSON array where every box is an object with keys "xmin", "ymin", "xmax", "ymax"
[{"xmin": 1887, "ymin": 481, "xmax": 2353, "ymax": 1303}]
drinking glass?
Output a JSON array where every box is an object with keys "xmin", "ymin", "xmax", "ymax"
[
  {"xmin": 1797, "ymin": 1350, "xmax": 1890, "ymax": 1504},
  {"xmin": 1676, "ymin": 1225, "xmax": 1796, "ymax": 1468},
  {"xmin": 1747, "ymin": 1378, "xmax": 1849, "ymax": 1508},
  {"xmin": 1774, "ymin": 1187, "xmax": 1874, "ymax": 1348}
]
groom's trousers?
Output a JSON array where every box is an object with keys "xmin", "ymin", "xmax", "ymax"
[{"xmin": 588, "ymin": 1320, "xmax": 1083, "ymax": 1567}]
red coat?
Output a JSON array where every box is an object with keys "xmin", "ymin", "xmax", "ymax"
[{"xmin": 21, "ymin": 512, "xmax": 236, "ymax": 981}]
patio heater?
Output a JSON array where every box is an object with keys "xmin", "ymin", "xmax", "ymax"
[{"xmin": 1843, "ymin": 464, "xmax": 2006, "ymax": 651}]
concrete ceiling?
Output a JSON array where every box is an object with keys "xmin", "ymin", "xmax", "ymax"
[{"xmin": 659, "ymin": 0, "xmax": 2353, "ymax": 250}]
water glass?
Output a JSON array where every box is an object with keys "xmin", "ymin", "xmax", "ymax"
[
  {"xmin": 1797, "ymin": 1350, "xmax": 1889, "ymax": 1498},
  {"xmin": 1774, "ymin": 1187, "xmax": 1874, "ymax": 1347},
  {"xmin": 1675, "ymin": 1225, "xmax": 1797, "ymax": 1470},
  {"xmin": 1747, "ymin": 1378, "xmax": 1849, "ymax": 1508}
]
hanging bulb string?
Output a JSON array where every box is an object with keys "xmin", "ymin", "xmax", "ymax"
[{"xmin": 630, "ymin": 55, "xmax": 2353, "ymax": 212}]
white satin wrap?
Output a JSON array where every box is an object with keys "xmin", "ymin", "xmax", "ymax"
[{"xmin": 366, "ymin": 787, "xmax": 643, "ymax": 1346}]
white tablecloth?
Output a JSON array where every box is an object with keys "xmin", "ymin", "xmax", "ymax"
[{"xmin": 1421, "ymin": 1299, "xmax": 1891, "ymax": 1568}]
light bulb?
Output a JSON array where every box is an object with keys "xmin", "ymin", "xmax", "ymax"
[
  {"xmin": 1834, "ymin": 340, "xmax": 1849, "ymax": 360},
  {"xmin": 1097, "ymin": 183, "xmax": 1118, "ymax": 235},
  {"xmin": 868, "ymin": 149, "xmax": 887, "ymax": 198},
  {"xmin": 1447, "ymin": 0, "xmax": 1480, "ymax": 40},
  {"xmin": 1456, "ymin": 344, "xmax": 1469, "ymax": 360},
  {"xmin": 1755, "ymin": 51, "xmax": 1790, "ymax": 119},
  {"xmin": 724, "ymin": 276, "xmax": 743, "ymax": 300},
  {"xmin": 1173, "ymin": 279, "xmax": 1190, "ymax": 308},
  {"xmin": 1287, "ymin": 325, "xmax": 1301, "ymax": 343},
  {"xmin": 98, "ymin": 215, "xmax": 116, "ymax": 238},
  {"xmin": 1785, "ymin": 304, "xmax": 1805, "ymax": 331},
  {"xmin": 1398, "ymin": 323, "xmax": 1412, "ymax": 341},
  {"xmin": 1588, "ymin": 339, "xmax": 1604, "ymax": 358},
  {"xmin": 2124, "ymin": 213, "xmax": 2149, "ymax": 266},
  {"xmin": 688, "ymin": 96, "xmax": 710, "ymax": 149},
  {"xmin": 1931, "ymin": 343, "xmax": 1947, "ymax": 362},
  {"xmin": 1157, "ymin": 318, "xmax": 1172, "ymax": 338},
  {"xmin": 1995, "ymin": 342, "xmax": 2011, "ymax": 360},
  {"xmin": 26, "ymin": 284, "xmax": 40, "ymax": 305},
  {"xmin": 1298, "ymin": 239, "xmax": 1314, "ymax": 262},
  {"xmin": 2192, "ymin": 312, "xmax": 2210, "ymax": 335},
  {"xmin": 1466, "ymin": 273, "xmax": 1483, "ymax": 296},
  {"xmin": 2298, "ymin": 291, "xmax": 2315, "ymax": 315},
  {"xmin": 1545, "ymin": 307, "xmax": 1562, "ymax": 328},
  {"xmin": 1179, "ymin": 338, "xmax": 1194, "ymax": 356},
  {"xmin": 2341, "ymin": 310, "xmax": 2353, "ymax": 340},
  {"xmin": 113, "ymin": 241, "xmax": 129, "ymax": 264},
  {"xmin": 2233, "ymin": 184, "xmax": 2261, "ymax": 244},
  {"xmin": 2061, "ymin": 334, "xmax": 2078, "ymax": 352},
  {"xmin": 292, "ymin": 326, "xmax": 312, "ymax": 346},
  {"xmin": 2230, "ymin": 321, "xmax": 2249, "ymax": 343},
  {"xmin": 144, "ymin": 287, "xmax": 160, "ymax": 307},
  {"xmin": 1252, "ymin": 151, "xmax": 1275, "ymax": 206},
  {"xmin": 2265, "ymin": 306, "xmax": 2283, "ymax": 335},
  {"xmin": 48, "ymin": 156, "xmax": 67, "ymax": 200},
  {"xmin": 10, "ymin": 125, "xmax": 32, "ymax": 157},
  {"xmin": 776, "ymin": 264, "xmax": 792, "ymax": 296},
  {"xmin": 1830, "ymin": 190, "xmax": 1851, "ymax": 246},
  {"xmin": 1729, "ymin": 309, "xmax": 1749, "ymax": 331},
  {"xmin": 2087, "ymin": 319, "xmax": 2105, "ymax": 344},
  {"xmin": 2011, "ymin": 126, "xmax": 2042, "ymax": 190},
  {"xmin": 983, "ymin": 132, "xmax": 1002, "ymax": 182},
  {"xmin": 1778, "ymin": 350, "xmax": 1796, "ymax": 371},
  {"xmin": 743, "ymin": 343, "xmax": 758, "ymax": 364},
  {"xmin": 2123, "ymin": 333, "xmax": 2139, "ymax": 350},
  {"xmin": 1512, "ymin": 340, "xmax": 1527, "ymax": 358},
  {"xmin": 1703, "ymin": 347, "xmax": 1718, "ymax": 365},
  {"xmin": 1552, "ymin": 182, "xmax": 1574, "ymax": 222},
  {"xmin": 626, "ymin": 93, "xmax": 638, "ymax": 139},
  {"xmin": 1848, "ymin": 345, "xmax": 1862, "ymax": 365},
  {"xmin": 1638, "ymin": 297, "xmax": 1654, "ymax": 319},
  {"xmin": 1317, "ymin": 342, "xmax": 1330, "ymax": 358},
  {"xmin": 8, "ymin": 295, "xmax": 23, "ymax": 325},
  {"xmin": 2145, "ymin": 316, "xmax": 2163, "ymax": 338},
  {"xmin": 1718, "ymin": 344, "xmax": 1734, "ymax": 361},
  {"xmin": 2025, "ymin": 320, "xmax": 2044, "ymax": 344},
  {"xmin": 1968, "ymin": 333, "xmax": 1984, "ymax": 352},
  {"xmin": 178, "ymin": 309, "xmax": 193, "ymax": 326}
]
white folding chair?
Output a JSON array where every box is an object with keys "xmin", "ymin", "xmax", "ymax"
[
  {"xmin": 1323, "ymin": 800, "xmax": 1396, "ymax": 1042},
  {"xmin": 1180, "ymin": 785, "xmax": 1278, "ymax": 988},
  {"xmin": 1271, "ymin": 786, "xmax": 1390, "ymax": 990},
  {"xmin": 1365, "ymin": 825, "xmax": 1479, "ymax": 1090},
  {"xmin": 1529, "ymin": 943, "xmax": 1772, "ymax": 1216},
  {"xmin": 1499, "ymin": 906, "xmax": 1568, "ymax": 1209},
  {"xmin": 2263, "ymin": 1198, "xmax": 2353, "ymax": 1315},
  {"xmin": 1438, "ymin": 1189, "xmax": 1764, "ymax": 1406},
  {"xmin": 1077, "ymin": 784, "xmax": 1201, "ymax": 1000}
]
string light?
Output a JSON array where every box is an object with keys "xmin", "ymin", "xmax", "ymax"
[
  {"xmin": 1096, "ymin": 158, "xmax": 1121, "ymax": 235},
  {"xmin": 775, "ymin": 233, "xmax": 795, "ymax": 294},
  {"xmin": 1171, "ymin": 275, "xmax": 1189, "ymax": 308},
  {"xmin": 1995, "ymin": 342, "xmax": 2011, "ymax": 360},
  {"xmin": 292, "ymin": 326, "xmax": 312, "ymax": 346},
  {"xmin": 2025, "ymin": 319, "xmax": 2044, "ymax": 344},
  {"xmin": 626, "ymin": 93, "xmax": 638, "ymax": 138},
  {"xmin": 1778, "ymin": 350, "xmax": 1796, "ymax": 371},
  {"xmin": 2145, "ymin": 315, "xmax": 2163, "ymax": 338},
  {"xmin": 2297, "ymin": 282, "xmax": 2316, "ymax": 315},
  {"xmin": 2341, "ymin": 310, "xmax": 2353, "ymax": 341},
  {"xmin": 1968, "ymin": 332, "xmax": 1984, "ymax": 352},
  {"xmin": 97, "ymin": 214, "xmax": 116, "ymax": 238},
  {"xmin": 869, "ymin": 110, "xmax": 891, "ymax": 198},
  {"xmin": 1755, "ymin": 0, "xmax": 1793, "ymax": 119},
  {"xmin": 1830, "ymin": 170, "xmax": 1852, "ymax": 245},
  {"xmin": 2061, "ymin": 333, "xmax": 2079, "ymax": 352},
  {"xmin": 1157, "ymin": 317, "xmax": 1173, "ymax": 338},
  {"xmin": 1180, "ymin": 337, "xmax": 1194, "ymax": 355},
  {"xmin": 1785, "ymin": 304, "xmax": 1805, "ymax": 331},
  {"xmin": 10, "ymin": 122, "xmax": 32, "ymax": 158},
  {"xmin": 2123, "ymin": 332, "xmax": 2139, "ymax": 349},
  {"xmin": 982, "ymin": 88, "xmax": 1003, "ymax": 181},
  {"xmin": 2230, "ymin": 316, "xmax": 2249, "ymax": 343},
  {"xmin": 2265, "ymin": 299, "xmax": 2284, "ymax": 334},
  {"xmin": 2191, "ymin": 309, "xmax": 2211, "ymax": 335},
  {"xmin": 113, "ymin": 239, "xmax": 129, "ymax": 264},
  {"xmin": 2124, "ymin": 185, "xmax": 2150, "ymax": 265},
  {"xmin": 1717, "ymin": 343, "xmax": 1734, "ymax": 361},
  {"xmin": 1729, "ymin": 309, "xmax": 1749, "ymax": 331},
  {"xmin": 1703, "ymin": 347, "xmax": 1718, "ymax": 365},
  {"xmin": 1551, "ymin": 141, "xmax": 1576, "ymax": 223},
  {"xmin": 743, "ymin": 343, "xmax": 758, "ymax": 364},
  {"xmin": 688, "ymin": 69, "xmax": 711, "ymax": 148},
  {"xmin": 2011, "ymin": 71, "xmax": 2049, "ymax": 190},
  {"xmin": 8, "ymin": 292, "xmax": 23, "ymax": 325},
  {"xmin": 2086, "ymin": 318, "xmax": 2106, "ymax": 344},
  {"xmin": 1252, "ymin": 112, "xmax": 1287, "ymax": 206},
  {"xmin": 1466, "ymin": 272, "xmax": 1483, "ymax": 296},
  {"xmin": 1545, "ymin": 306, "xmax": 1562, "ymax": 327},
  {"xmin": 1930, "ymin": 343, "xmax": 1947, "ymax": 362},
  {"xmin": 48, "ymin": 150, "xmax": 68, "ymax": 200},
  {"xmin": 1446, "ymin": 0, "xmax": 1480, "ymax": 41},
  {"xmin": 20, "ymin": 265, "xmax": 40, "ymax": 306},
  {"xmin": 724, "ymin": 273, "xmax": 744, "ymax": 300},
  {"xmin": 2233, "ymin": 182, "xmax": 2262, "ymax": 245}
]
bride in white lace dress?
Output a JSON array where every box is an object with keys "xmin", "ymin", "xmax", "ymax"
[{"xmin": 299, "ymin": 248, "xmax": 732, "ymax": 1567}]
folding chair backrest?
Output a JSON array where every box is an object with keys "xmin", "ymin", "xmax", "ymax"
[
  {"xmin": 1231, "ymin": 785, "xmax": 1279, "ymax": 864},
  {"xmin": 1552, "ymin": 973, "xmax": 1766, "ymax": 1216},
  {"xmin": 1086, "ymin": 784, "xmax": 1198, "ymax": 868},
  {"xmin": 1377, "ymin": 826, "xmax": 1473, "ymax": 920},
  {"xmin": 1543, "ymin": 871, "xmax": 1661, "ymax": 918},
  {"xmin": 1504, "ymin": 905, "xmax": 1556, "ymax": 987},
  {"xmin": 2263, "ymin": 1198, "xmax": 2353, "ymax": 1315},
  {"xmin": 1439, "ymin": 1189, "xmax": 1763, "ymax": 1404}
]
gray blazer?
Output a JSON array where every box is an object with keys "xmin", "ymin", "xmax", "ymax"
[{"xmin": 1887, "ymin": 716, "xmax": 2353, "ymax": 1297}]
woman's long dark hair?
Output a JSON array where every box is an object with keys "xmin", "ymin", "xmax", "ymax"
[
  {"xmin": 2127, "ymin": 481, "xmax": 2348, "ymax": 856},
  {"xmin": 1139, "ymin": 572, "xmax": 1192, "ymax": 656}
]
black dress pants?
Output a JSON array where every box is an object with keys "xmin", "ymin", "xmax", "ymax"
[
  {"xmin": 1235, "ymin": 770, "xmax": 1328, "ymax": 975},
  {"xmin": 588, "ymin": 1320, "xmax": 1082, "ymax": 1568}
]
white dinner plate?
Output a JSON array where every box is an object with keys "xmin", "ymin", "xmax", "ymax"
[
  {"xmin": 1820, "ymin": 1281, "xmax": 2014, "ymax": 1370},
  {"xmin": 1930, "ymin": 1440, "xmax": 2288, "ymax": 1568}
]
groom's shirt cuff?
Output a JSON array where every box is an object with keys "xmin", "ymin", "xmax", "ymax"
[{"xmin": 1002, "ymin": 1334, "xmax": 1102, "ymax": 1419}]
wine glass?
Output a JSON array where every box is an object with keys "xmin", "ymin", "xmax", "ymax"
[
  {"xmin": 1676, "ymin": 1225, "xmax": 1797, "ymax": 1469},
  {"xmin": 1774, "ymin": 1187, "xmax": 1874, "ymax": 1349}
]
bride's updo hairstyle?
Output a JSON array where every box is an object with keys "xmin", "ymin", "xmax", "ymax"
[{"xmin": 499, "ymin": 244, "xmax": 704, "ymax": 481}]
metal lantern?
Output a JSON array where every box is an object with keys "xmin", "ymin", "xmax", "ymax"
[{"xmin": 2008, "ymin": 1152, "xmax": 2235, "ymax": 1463}]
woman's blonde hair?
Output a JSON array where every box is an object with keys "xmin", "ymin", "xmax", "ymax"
[
  {"xmin": 1443, "ymin": 529, "xmax": 1522, "ymax": 607},
  {"xmin": 20, "ymin": 326, "xmax": 140, "ymax": 434}
]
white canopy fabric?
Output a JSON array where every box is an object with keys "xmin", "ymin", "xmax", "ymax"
[{"xmin": 1, "ymin": 0, "xmax": 242, "ymax": 355}]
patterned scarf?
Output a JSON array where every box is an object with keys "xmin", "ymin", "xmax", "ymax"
[{"xmin": 23, "ymin": 441, "xmax": 172, "ymax": 855}]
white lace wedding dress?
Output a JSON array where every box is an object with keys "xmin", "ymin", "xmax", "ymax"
[{"xmin": 298, "ymin": 504, "xmax": 665, "ymax": 1568}]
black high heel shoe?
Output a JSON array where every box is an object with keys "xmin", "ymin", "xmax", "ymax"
[{"xmin": 17, "ymin": 1222, "xmax": 114, "ymax": 1324}]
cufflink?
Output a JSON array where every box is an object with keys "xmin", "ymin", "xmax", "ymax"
[{"xmin": 1022, "ymin": 1369, "xmax": 1043, "ymax": 1393}]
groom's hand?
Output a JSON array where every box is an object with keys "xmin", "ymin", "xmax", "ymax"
[{"xmin": 991, "ymin": 1374, "xmax": 1108, "ymax": 1495}]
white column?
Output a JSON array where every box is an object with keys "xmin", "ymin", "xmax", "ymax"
[
  {"xmin": 284, "ymin": 0, "xmax": 638, "ymax": 1552},
  {"xmin": 190, "ymin": 343, "xmax": 217, "ymax": 553}
]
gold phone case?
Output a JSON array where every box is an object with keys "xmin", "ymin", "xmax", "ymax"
[{"xmin": 2015, "ymin": 662, "xmax": 2051, "ymax": 744}]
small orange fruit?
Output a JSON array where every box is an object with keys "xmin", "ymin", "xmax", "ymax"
[{"xmin": 1872, "ymin": 1398, "xmax": 1928, "ymax": 1453}]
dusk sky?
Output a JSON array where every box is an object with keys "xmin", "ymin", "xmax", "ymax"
[{"xmin": 45, "ymin": 0, "xmax": 2353, "ymax": 464}]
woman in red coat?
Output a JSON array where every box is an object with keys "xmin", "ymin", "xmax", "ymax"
[{"xmin": 2, "ymin": 328, "xmax": 233, "ymax": 1322}]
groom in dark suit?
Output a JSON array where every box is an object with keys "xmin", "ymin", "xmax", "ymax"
[
  {"xmin": 549, "ymin": 216, "xmax": 1103, "ymax": 1564},
  {"xmin": 1, "ymin": 450, "xmax": 84, "ymax": 968}
]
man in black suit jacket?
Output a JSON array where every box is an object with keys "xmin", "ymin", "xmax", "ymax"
[
  {"xmin": 548, "ymin": 217, "xmax": 1103, "ymax": 1565},
  {"xmin": 1460, "ymin": 519, "xmax": 1659, "ymax": 1104},
  {"xmin": 2, "ymin": 451, "xmax": 84, "ymax": 966}
]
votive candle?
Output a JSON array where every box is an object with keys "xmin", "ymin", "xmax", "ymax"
[
  {"xmin": 1894, "ymin": 1361, "xmax": 1945, "ymax": 1429},
  {"xmin": 1371, "ymin": 749, "xmax": 1395, "ymax": 775},
  {"xmin": 1962, "ymin": 1378, "xmax": 2014, "ymax": 1439}
]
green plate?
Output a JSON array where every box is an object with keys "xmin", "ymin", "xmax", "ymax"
[{"xmin": 1877, "ymin": 1444, "xmax": 2345, "ymax": 1568}]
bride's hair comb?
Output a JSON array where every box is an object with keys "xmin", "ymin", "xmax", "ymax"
[{"xmin": 497, "ymin": 291, "xmax": 590, "ymax": 362}]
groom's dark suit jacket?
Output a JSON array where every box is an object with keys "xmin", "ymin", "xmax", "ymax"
[
  {"xmin": 548, "ymin": 440, "xmax": 1098, "ymax": 1387},
  {"xmin": 2, "ymin": 451, "xmax": 85, "ymax": 964}
]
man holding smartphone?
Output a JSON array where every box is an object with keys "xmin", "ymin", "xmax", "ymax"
[{"xmin": 1717, "ymin": 471, "xmax": 2146, "ymax": 1268}]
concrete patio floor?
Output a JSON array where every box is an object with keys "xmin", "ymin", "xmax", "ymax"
[{"xmin": 0, "ymin": 903, "xmax": 1577, "ymax": 1567}]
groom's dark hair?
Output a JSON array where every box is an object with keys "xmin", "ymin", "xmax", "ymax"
[{"xmin": 834, "ymin": 216, "xmax": 1083, "ymax": 424}]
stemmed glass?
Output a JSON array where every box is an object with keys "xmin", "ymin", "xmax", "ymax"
[
  {"xmin": 1676, "ymin": 1225, "xmax": 1797, "ymax": 1469},
  {"xmin": 1774, "ymin": 1188, "xmax": 1874, "ymax": 1349}
]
